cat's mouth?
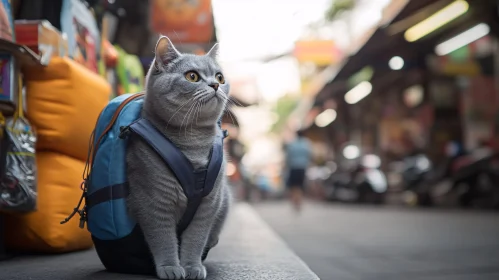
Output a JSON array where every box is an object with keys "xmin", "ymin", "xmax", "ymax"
[
  {"xmin": 201, "ymin": 92, "xmax": 217, "ymax": 103},
  {"xmin": 208, "ymin": 93, "xmax": 217, "ymax": 101}
]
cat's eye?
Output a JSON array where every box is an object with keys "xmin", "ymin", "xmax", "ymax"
[
  {"xmin": 185, "ymin": 71, "xmax": 200, "ymax": 82},
  {"xmin": 216, "ymin": 73, "xmax": 225, "ymax": 84}
]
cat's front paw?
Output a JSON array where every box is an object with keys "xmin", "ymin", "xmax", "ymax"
[
  {"xmin": 156, "ymin": 265, "xmax": 185, "ymax": 280},
  {"xmin": 184, "ymin": 264, "xmax": 207, "ymax": 279}
]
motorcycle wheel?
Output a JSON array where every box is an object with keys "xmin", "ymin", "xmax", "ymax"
[
  {"xmin": 372, "ymin": 193, "xmax": 385, "ymax": 204},
  {"xmin": 457, "ymin": 174, "xmax": 496, "ymax": 209},
  {"xmin": 358, "ymin": 183, "xmax": 384, "ymax": 204},
  {"xmin": 417, "ymin": 192, "xmax": 433, "ymax": 207}
]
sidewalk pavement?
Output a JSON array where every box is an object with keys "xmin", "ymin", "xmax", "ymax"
[{"xmin": 0, "ymin": 203, "xmax": 318, "ymax": 280}]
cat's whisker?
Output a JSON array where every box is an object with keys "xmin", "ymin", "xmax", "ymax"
[
  {"xmin": 228, "ymin": 99, "xmax": 242, "ymax": 113},
  {"xmin": 216, "ymin": 91, "xmax": 235, "ymax": 109},
  {"xmin": 197, "ymin": 93, "xmax": 208, "ymax": 105},
  {"xmin": 193, "ymin": 90, "xmax": 206, "ymax": 99},
  {"xmin": 166, "ymin": 98, "xmax": 193, "ymax": 130},
  {"xmin": 219, "ymin": 89, "xmax": 242, "ymax": 107},
  {"xmin": 221, "ymin": 96, "xmax": 235, "ymax": 112},
  {"xmin": 191, "ymin": 103, "xmax": 197, "ymax": 134},
  {"xmin": 180, "ymin": 102, "xmax": 197, "ymax": 137},
  {"xmin": 185, "ymin": 101, "xmax": 200, "ymax": 137},
  {"xmin": 196, "ymin": 101, "xmax": 203, "ymax": 126},
  {"xmin": 225, "ymin": 97, "xmax": 239, "ymax": 109},
  {"xmin": 183, "ymin": 104, "xmax": 194, "ymax": 137},
  {"xmin": 186, "ymin": 102, "xmax": 199, "ymax": 137},
  {"xmin": 215, "ymin": 92, "xmax": 229, "ymax": 106},
  {"xmin": 190, "ymin": 102, "xmax": 201, "ymax": 136},
  {"xmin": 218, "ymin": 95, "xmax": 237, "ymax": 123},
  {"xmin": 228, "ymin": 101, "xmax": 238, "ymax": 111},
  {"xmin": 226, "ymin": 109, "xmax": 237, "ymax": 127}
]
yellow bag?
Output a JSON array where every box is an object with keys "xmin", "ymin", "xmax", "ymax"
[
  {"xmin": 24, "ymin": 57, "xmax": 110, "ymax": 162},
  {"xmin": 4, "ymin": 152, "xmax": 93, "ymax": 253}
]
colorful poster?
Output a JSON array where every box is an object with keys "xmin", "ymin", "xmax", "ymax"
[
  {"xmin": 150, "ymin": 0, "xmax": 214, "ymax": 44},
  {"xmin": 0, "ymin": 0, "xmax": 14, "ymax": 41},
  {"xmin": 0, "ymin": 54, "xmax": 12, "ymax": 102},
  {"xmin": 73, "ymin": 18, "xmax": 97, "ymax": 72},
  {"xmin": 61, "ymin": 0, "xmax": 100, "ymax": 72}
]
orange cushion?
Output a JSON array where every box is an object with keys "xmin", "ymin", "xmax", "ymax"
[
  {"xmin": 24, "ymin": 57, "xmax": 110, "ymax": 161},
  {"xmin": 4, "ymin": 152, "xmax": 93, "ymax": 253}
]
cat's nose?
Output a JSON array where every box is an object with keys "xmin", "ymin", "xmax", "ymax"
[{"xmin": 209, "ymin": 83, "xmax": 219, "ymax": 91}]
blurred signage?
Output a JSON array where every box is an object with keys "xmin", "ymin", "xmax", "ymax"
[
  {"xmin": 0, "ymin": 0, "xmax": 14, "ymax": 41},
  {"xmin": 427, "ymin": 36, "xmax": 493, "ymax": 77},
  {"xmin": 462, "ymin": 76, "xmax": 496, "ymax": 122},
  {"xmin": 61, "ymin": 0, "xmax": 100, "ymax": 72},
  {"xmin": 429, "ymin": 80, "xmax": 458, "ymax": 109},
  {"xmin": 427, "ymin": 55, "xmax": 480, "ymax": 76},
  {"xmin": 293, "ymin": 40, "xmax": 341, "ymax": 66},
  {"xmin": 440, "ymin": 61, "xmax": 480, "ymax": 76},
  {"xmin": 149, "ymin": 0, "xmax": 214, "ymax": 44}
]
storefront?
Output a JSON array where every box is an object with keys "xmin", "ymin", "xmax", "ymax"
[{"xmin": 309, "ymin": 0, "xmax": 499, "ymax": 164}]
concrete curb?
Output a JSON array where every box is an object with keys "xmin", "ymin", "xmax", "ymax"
[
  {"xmin": 0, "ymin": 203, "xmax": 320, "ymax": 280},
  {"xmin": 205, "ymin": 203, "xmax": 320, "ymax": 280}
]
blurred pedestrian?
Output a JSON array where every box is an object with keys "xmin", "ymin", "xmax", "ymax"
[
  {"xmin": 255, "ymin": 171, "xmax": 272, "ymax": 201},
  {"xmin": 284, "ymin": 130, "xmax": 312, "ymax": 212}
]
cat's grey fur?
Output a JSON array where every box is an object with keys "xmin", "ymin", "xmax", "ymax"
[{"xmin": 126, "ymin": 36, "xmax": 231, "ymax": 280}]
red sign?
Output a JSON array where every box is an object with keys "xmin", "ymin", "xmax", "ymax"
[{"xmin": 150, "ymin": 0, "xmax": 214, "ymax": 44}]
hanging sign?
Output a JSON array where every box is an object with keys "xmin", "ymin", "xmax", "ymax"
[
  {"xmin": 150, "ymin": 0, "xmax": 214, "ymax": 44},
  {"xmin": 293, "ymin": 40, "xmax": 341, "ymax": 66}
]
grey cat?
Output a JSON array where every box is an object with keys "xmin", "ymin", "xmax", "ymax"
[{"xmin": 126, "ymin": 36, "xmax": 232, "ymax": 280}]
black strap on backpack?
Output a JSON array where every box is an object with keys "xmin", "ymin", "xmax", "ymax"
[{"xmin": 125, "ymin": 118, "xmax": 226, "ymax": 235}]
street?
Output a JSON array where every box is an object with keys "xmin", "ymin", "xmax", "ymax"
[{"xmin": 253, "ymin": 201, "xmax": 499, "ymax": 280}]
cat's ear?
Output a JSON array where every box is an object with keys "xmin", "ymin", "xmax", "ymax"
[
  {"xmin": 206, "ymin": 43, "xmax": 219, "ymax": 59},
  {"xmin": 155, "ymin": 36, "xmax": 181, "ymax": 68}
]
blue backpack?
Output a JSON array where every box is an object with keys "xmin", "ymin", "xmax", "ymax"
[{"xmin": 61, "ymin": 93, "xmax": 227, "ymax": 274}]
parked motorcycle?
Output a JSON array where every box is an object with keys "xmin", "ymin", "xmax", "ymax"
[
  {"xmin": 399, "ymin": 153, "xmax": 433, "ymax": 206},
  {"xmin": 447, "ymin": 150, "xmax": 499, "ymax": 209},
  {"xmin": 410, "ymin": 147, "xmax": 499, "ymax": 209},
  {"xmin": 324, "ymin": 154, "xmax": 387, "ymax": 204}
]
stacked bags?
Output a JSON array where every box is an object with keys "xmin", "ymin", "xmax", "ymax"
[{"xmin": 4, "ymin": 57, "xmax": 110, "ymax": 252}]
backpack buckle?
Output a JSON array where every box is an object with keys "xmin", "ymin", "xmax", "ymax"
[{"xmin": 119, "ymin": 126, "xmax": 131, "ymax": 139}]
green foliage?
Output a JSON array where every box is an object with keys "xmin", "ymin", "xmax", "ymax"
[
  {"xmin": 271, "ymin": 95, "xmax": 300, "ymax": 133},
  {"xmin": 325, "ymin": 0, "xmax": 355, "ymax": 21}
]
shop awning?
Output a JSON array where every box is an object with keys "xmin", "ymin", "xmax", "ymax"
[
  {"xmin": 110, "ymin": 0, "xmax": 218, "ymax": 58},
  {"xmin": 314, "ymin": 0, "xmax": 499, "ymax": 103}
]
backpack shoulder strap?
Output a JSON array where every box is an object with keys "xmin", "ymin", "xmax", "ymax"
[
  {"xmin": 92, "ymin": 93, "xmax": 145, "ymax": 156},
  {"xmin": 203, "ymin": 130, "xmax": 224, "ymax": 197},
  {"xmin": 127, "ymin": 118, "xmax": 225, "ymax": 236},
  {"xmin": 128, "ymin": 118, "xmax": 196, "ymax": 193},
  {"xmin": 128, "ymin": 118, "xmax": 201, "ymax": 235}
]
